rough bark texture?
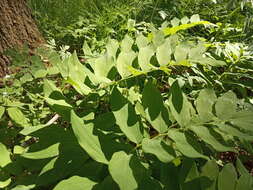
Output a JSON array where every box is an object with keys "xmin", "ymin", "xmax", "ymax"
[{"xmin": 0, "ymin": 0, "xmax": 44, "ymax": 78}]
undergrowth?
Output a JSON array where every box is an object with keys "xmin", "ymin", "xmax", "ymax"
[{"xmin": 1, "ymin": 1, "xmax": 253, "ymax": 190}]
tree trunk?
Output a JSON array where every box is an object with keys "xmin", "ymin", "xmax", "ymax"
[{"xmin": 0, "ymin": 0, "xmax": 44, "ymax": 78}]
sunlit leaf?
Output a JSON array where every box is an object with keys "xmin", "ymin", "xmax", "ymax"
[
  {"xmin": 109, "ymin": 151, "xmax": 148, "ymax": 190},
  {"xmin": 71, "ymin": 111, "xmax": 108, "ymax": 164},
  {"xmin": 0, "ymin": 143, "xmax": 11, "ymax": 167},
  {"xmin": 142, "ymin": 80, "xmax": 170, "ymax": 132},
  {"xmin": 22, "ymin": 143, "xmax": 59, "ymax": 159},
  {"xmin": 167, "ymin": 129, "xmax": 208, "ymax": 159},
  {"xmin": 142, "ymin": 138, "xmax": 175, "ymax": 163},
  {"xmin": 110, "ymin": 88, "xmax": 143, "ymax": 143},
  {"xmin": 53, "ymin": 176, "xmax": 97, "ymax": 190},
  {"xmin": 7, "ymin": 107, "xmax": 30, "ymax": 127}
]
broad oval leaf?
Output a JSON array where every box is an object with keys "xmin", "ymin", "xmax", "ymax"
[
  {"xmin": 71, "ymin": 110, "xmax": 108, "ymax": 164},
  {"xmin": 167, "ymin": 129, "xmax": 208, "ymax": 160},
  {"xmin": 142, "ymin": 80, "xmax": 170, "ymax": 133},
  {"xmin": 156, "ymin": 39, "xmax": 172, "ymax": 66},
  {"xmin": 138, "ymin": 45, "xmax": 154, "ymax": 71},
  {"xmin": 7, "ymin": 107, "xmax": 30, "ymax": 127},
  {"xmin": 200, "ymin": 160, "xmax": 219, "ymax": 190},
  {"xmin": 53, "ymin": 176, "xmax": 97, "ymax": 190},
  {"xmin": 110, "ymin": 88, "xmax": 143, "ymax": 143},
  {"xmin": 167, "ymin": 80, "xmax": 195, "ymax": 127},
  {"xmin": 195, "ymin": 89, "xmax": 217, "ymax": 122},
  {"xmin": 218, "ymin": 163, "xmax": 237, "ymax": 190},
  {"xmin": 229, "ymin": 110, "xmax": 253, "ymax": 132},
  {"xmin": 235, "ymin": 175, "xmax": 253, "ymax": 190},
  {"xmin": 190, "ymin": 126, "xmax": 234, "ymax": 152},
  {"xmin": 215, "ymin": 91, "xmax": 237, "ymax": 120},
  {"xmin": 0, "ymin": 143, "xmax": 11, "ymax": 167},
  {"xmin": 22, "ymin": 143, "xmax": 59, "ymax": 159},
  {"xmin": 142, "ymin": 138, "xmax": 175, "ymax": 163},
  {"xmin": 109, "ymin": 151, "xmax": 148, "ymax": 190}
]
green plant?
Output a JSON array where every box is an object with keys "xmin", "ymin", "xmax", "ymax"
[{"xmin": 1, "ymin": 16, "xmax": 252, "ymax": 189}]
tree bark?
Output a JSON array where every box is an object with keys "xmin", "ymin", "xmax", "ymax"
[{"xmin": 0, "ymin": 0, "xmax": 44, "ymax": 78}]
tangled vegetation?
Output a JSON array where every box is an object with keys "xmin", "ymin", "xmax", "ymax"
[{"xmin": 1, "ymin": 0, "xmax": 253, "ymax": 189}]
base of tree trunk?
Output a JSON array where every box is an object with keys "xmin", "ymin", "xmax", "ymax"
[{"xmin": 0, "ymin": 0, "xmax": 44, "ymax": 78}]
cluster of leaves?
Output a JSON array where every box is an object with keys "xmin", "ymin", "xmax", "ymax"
[{"xmin": 1, "ymin": 15, "xmax": 253, "ymax": 189}]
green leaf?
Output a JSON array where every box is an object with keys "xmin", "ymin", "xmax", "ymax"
[
  {"xmin": 110, "ymin": 88, "xmax": 143, "ymax": 143},
  {"xmin": 181, "ymin": 16, "xmax": 190, "ymax": 24},
  {"xmin": 179, "ymin": 159, "xmax": 201, "ymax": 190},
  {"xmin": 200, "ymin": 160, "xmax": 219, "ymax": 190},
  {"xmin": 217, "ymin": 124, "xmax": 253, "ymax": 141},
  {"xmin": 121, "ymin": 35, "xmax": 134, "ymax": 52},
  {"xmin": 13, "ymin": 145, "xmax": 26, "ymax": 154},
  {"xmin": 188, "ymin": 43, "xmax": 206, "ymax": 60},
  {"xmin": 90, "ymin": 54, "xmax": 114, "ymax": 79},
  {"xmin": 190, "ymin": 126, "xmax": 234, "ymax": 152},
  {"xmin": 43, "ymin": 79, "xmax": 72, "ymax": 120},
  {"xmin": 156, "ymin": 38, "xmax": 172, "ymax": 66},
  {"xmin": 7, "ymin": 107, "xmax": 30, "ymax": 127},
  {"xmin": 106, "ymin": 39, "xmax": 119, "ymax": 59},
  {"xmin": 162, "ymin": 20, "xmax": 211, "ymax": 36},
  {"xmin": 47, "ymin": 66, "xmax": 59, "ymax": 75},
  {"xmin": 0, "ymin": 106, "xmax": 5, "ymax": 119},
  {"xmin": 22, "ymin": 143, "xmax": 59, "ymax": 159},
  {"xmin": 33, "ymin": 69, "xmax": 47, "ymax": 78},
  {"xmin": 10, "ymin": 185, "xmax": 35, "ymax": 190},
  {"xmin": 236, "ymin": 158, "xmax": 250, "ymax": 176},
  {"xmin": 167, "ymin": 129, "xmax": 208, "ymax": 159},
  {"xmin": 138, "ymin": 45, "xmax": 154, "ymax": 71},
  {"xmin": 71, "ymin": 110, "xmax": 108, "ymax": 164},
  {"xmin": 39, "ymin": 157, "xmax": 58, "ymax": 176},
  {"xmin": 229, "ymin": 111, "xmax": 253, "ymax": 132},
  {"xmin": 152, "ymin": 31, "xmax": 165, "ymax": 47},
  {"xmin": 167, "ymin": 80, "xmax": 195, "ymax": 127},
  {"xmin": 218, "ymin": 163, "xmax": 237, "ymax": 190},
  {"xmin": 83, "ymin": 41, "xmax": 92, "ymax": 56},
  {"xmin": 116, "ymin": 51, "xmax": 137, "ymax": 78},
  {"xmin": 57, "ymin": 54, "xmax": 70, "ymax": 78},
  {"xmin": 109, "ymin": 151, "xmax": 148, "ymax": 190},
  {"xmin": 236, "ymin": 175, "xmax": 253, "ymax": 190},
  {"xmin": 45, "ymin": 97, "xmax": 72, "ymax": 121},
  {"xmin": 190, "ymin": 14, "xmax": 200, "ymax": 23},
  {"xmin": 136, "ymin": 34, "xmax": 149, "ymax": 48},
  {"xmin": 142, "ymin": 80, "xmax": 170, "ymax": 133},
  {"xmin": 66, "ymin": 52, "xmax": 91, "ymax": 95},
  {"xmin": 195, "ymin": 89, "xmax": 217, "ymax": 122},
  {"xmin": 0, "ymin": 143, "xmax": 11, "ymax": 167},
  {"xmin": 0, "ymin": 177, "xmax": 11, "ymax": 189},
  {"xmin": 174, "ymin": 43, "xmax": 189, "ymax": 64},
  {"xmin": 179, "ymin": 159, "xmax": 199, "ymax": 183},
  {"xmin": 171, "ymin": 17, "xmax": 180, "ymax": 26},
  {"xmin": 43, "ymin": 79, "xmax": 64, "ymax": 98},
  {"xmin": 20, "ymin": 73, "xmax": 33, "ymax": 83},
  {"xmin": 160, "ymin": 163, "xmax": 181, "ymax": 190},
  {"xmin": 199, "ymin": 57, "xmax": 226, "ymax": 67},
  {"xmin": 94, "ymin": 176, "xmax": 119, "ymax": 190},
  {"xmin": 53, "ymin": 176, "xmax": 97, "ymax": 190},
  {"xmin": 142, "ymin": 138, "xmax": 175, "ymax": 163},
  {"xmin": 215, "ymin": 91, "xmax": 237, "ymax": 120},
  {"xmin": 139, "ymin": 177, "xmax": 163, "ymax": 190}
]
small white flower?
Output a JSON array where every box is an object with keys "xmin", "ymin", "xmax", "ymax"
[{"xmin": 3, "ymin": 92, "xmax": 8, "ymax": 96}]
